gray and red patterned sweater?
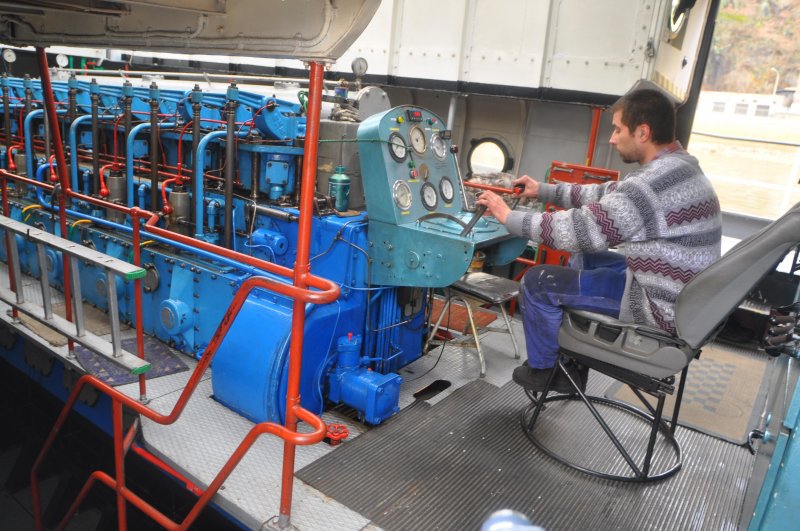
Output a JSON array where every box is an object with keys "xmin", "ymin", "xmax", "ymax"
[{"xmin": 505, "ymin": 144, "xmax": 721, "ymax": 333}]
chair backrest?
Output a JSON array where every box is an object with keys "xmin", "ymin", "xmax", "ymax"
[{"xmin": 675, "ymin": 202, "xmax": 800, "ymax": 349}]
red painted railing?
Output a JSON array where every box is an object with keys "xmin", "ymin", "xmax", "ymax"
[{"xmin": 0, "ymin": 49, "xmax": 338, "ymax": 530}]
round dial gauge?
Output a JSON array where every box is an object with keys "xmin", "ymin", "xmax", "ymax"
[
  {"xmin": 409, "ymin": 126, "xmax": 427, "ymax": 155},
  {"xmin": 393, "ymin": 180, "xmax": 413, "ymax": 211},
  {"xmin": 351, "ymin": 57, "xmax": 368, "ymax": 77},
  {"xmin": 439, "ymin": 176, "xmax": 455, "ymax": 204},
  {"xmin": 388, "ymin": 132, "xmax": 408, "ymax": 162},
  {"xmin": 420, "ymin": 182, "xmax": 438, "ymax": 211},
  {"xmin": 431, "ymin": 133, "xmax": 447, "ymax": 161},
  {"xmin": 2, "ymin": 48, "xmax": 16, "ymax": 63}
]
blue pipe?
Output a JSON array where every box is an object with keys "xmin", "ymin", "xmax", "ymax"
[
  {"xmin": 138, "ymin": 183, "xmax": 150, "ymax": 209},
  {"xmin": 23, "ymin": 109, "xmax": 68, "ymax": 179},
  {"xmin": 23, "ymin": 109, "xmax": 44, "ymax": 179},
  {"xmin": 69, "ymin": 114, "xmax": 116, "ymax": 191},
  {"xmin": 126, "ymin": 122, "xmax": 176, "ymax": 208},
  {"xmin": 193, "ymin": 128, "xmax": 250, "ymax": 238}
]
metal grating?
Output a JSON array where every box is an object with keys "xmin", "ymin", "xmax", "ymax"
[{"xmin": 297, "ymin": 378, "xmax": 755, "ymax": 531}]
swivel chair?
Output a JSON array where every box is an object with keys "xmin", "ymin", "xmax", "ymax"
[{"xmin": 521, "ymin": 202, "xmax": 800, "ymax": 482}]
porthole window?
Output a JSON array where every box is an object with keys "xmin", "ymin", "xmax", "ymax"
[{"xmin": 467, "ymin": 137, "xmax": 513, "ymax": 176}]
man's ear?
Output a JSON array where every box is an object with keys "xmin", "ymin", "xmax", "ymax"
[{"xmin": 637, "ymin": 124, "xmax": 651, "ymax": 143}]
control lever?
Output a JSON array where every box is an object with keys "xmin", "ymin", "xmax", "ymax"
[
  {"xmin": 460, "ymin": 192, "xmax": 487, "ymax": 237},
  {"xmin": 509, "ymin": 184, "xmax": 525, "ymax": 210}
]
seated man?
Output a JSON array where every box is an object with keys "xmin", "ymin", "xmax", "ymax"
[{"xmin": 476, "ymin": 88, "xmax": 722, "ymax": 392}]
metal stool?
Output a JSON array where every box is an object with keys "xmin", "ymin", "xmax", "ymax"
[{"xmin": 425, "ymin": 272, "xmax": 520, "ymax": 377}]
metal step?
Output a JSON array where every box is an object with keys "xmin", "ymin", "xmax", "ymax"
[{"xmin": 0, "ymin": 215, "xmax": 149, "ymax": 375}]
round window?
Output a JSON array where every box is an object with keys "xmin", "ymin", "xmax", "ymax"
[{"xmin": 467, "ymin": 138, "xmax": 513, "ymax": 176}]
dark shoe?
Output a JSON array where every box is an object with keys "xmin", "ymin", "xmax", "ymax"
[
  {"xmin": 576, "ymin": 365, "xmax": 589, "ymax": 392},
  {"xmin": 513, "ymin": 363, "xmax": 575, "ymax": 393}
]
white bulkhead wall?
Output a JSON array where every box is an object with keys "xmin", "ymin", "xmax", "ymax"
[{"xmin": 333, "ymin": 0, "xmax": 694, "ymax": 98}]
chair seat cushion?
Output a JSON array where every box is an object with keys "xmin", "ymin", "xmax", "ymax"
[
  {"xmin": 559, "ymin": 310, "xmax": 694, "ymax": 379},
  {"xmin": 451, "ymin": 272, "xmax": 519, "ymax": 304}
]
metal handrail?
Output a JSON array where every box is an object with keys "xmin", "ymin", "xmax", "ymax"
[
  {"xmin": 4, "ymin": 51, "xmax": 337, "ymax": 530},
  {"xmin": 31, "ymin": 275, "xmax": 327, "ymax": 531}
]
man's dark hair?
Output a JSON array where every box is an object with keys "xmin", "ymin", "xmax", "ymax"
[{"xmin": 611, "ymin": 88, "xmax": 676, "ymax": 145}]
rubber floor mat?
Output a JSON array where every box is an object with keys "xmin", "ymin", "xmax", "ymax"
[
  {"xmin": 297, "ymin": 378, "xmax": 752, "ymax": 531},
  {"xmin": 605, "ymin": 341, "xmax": 769, "ymax": 444},
  {"xmin": 74, "ymin": 335, "xmax": 188, "ymax": 386}
]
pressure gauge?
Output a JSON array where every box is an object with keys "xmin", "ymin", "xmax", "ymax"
[
  {"xmin": 420, "ymin": 182, "xmax": 438, "ymax": 211},
  {"xmin": 55, "ymin": 54, "xmax": 69, "ymax": 68},
  {"xmin": 388, "ymin": 132, "xmax": 408, "ymax": 162},
  {"xmin": 431, "ymin": 133, "xmax": 447, "ymax": 161},
  {"xmin": 2, "ymin": 49, "xmax": 16, "ymax": 64},
  {"xmin": 393, "ymin": 180, "xmax": 413, "ymax": 211},
  {"xmin": 409, "ymin": 126, "xmax": 427, "ymax": 155},
  {"xmin": 439, "ymin": 176, "xmax": 455, "ymax": 204},
  {"xmin": 351, "ymin": 57, "xmax": 368, "ymax": 77}
]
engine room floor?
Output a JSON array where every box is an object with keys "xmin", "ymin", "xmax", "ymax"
[
  {"xmin": 0, "ymin": 263, "xmax": 762, "ymax": 530},
  {"xmin": 114, "ymin": 313, "xmax": 525, "ymax": 531},
  {"xmin": 119, "ymin": 319, "xmax": 760, "ymax": 531}
]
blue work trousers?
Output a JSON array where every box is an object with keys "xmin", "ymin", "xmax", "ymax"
[{"xmin": 520, "ymin": 252, "xmax": 627, "ymax": 369}]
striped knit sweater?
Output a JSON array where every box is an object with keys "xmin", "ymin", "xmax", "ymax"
[{"xmin": 505, "ymin": 146, "xmax": 722, "ymax": 333}]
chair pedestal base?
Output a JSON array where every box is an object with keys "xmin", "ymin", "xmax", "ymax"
[{"xmin": 519, "ymin": 359, "xmax": 683, "ymax": 483}]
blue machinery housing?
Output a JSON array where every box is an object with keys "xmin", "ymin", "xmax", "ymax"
[{"xmin": 0, "ymin": 74, "xmax": 523, "ymax": 426}]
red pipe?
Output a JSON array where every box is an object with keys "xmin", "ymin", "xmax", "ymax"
[
  {"xmin": 131, "ymin": 446, "xmax": 204, "ymax": 497},
  {"xmin": 161, "ymin": 177, "xmax": 177, "ymax": 214},
  {"xmin": 112, "ymin": 400, "xmax": 128, "ymax": 531},
  {"xmin": 98, "ymin": 163, "xmax": 116, "ymax": 197},
  {"xmin": 36, "ymin": 47, "xmax": 76, "ymax": 357},
  {"xmin": 463, "ymin": 181, "xmax": 518, "ymax": 195},
  {"xmin": 32, "ymin": 273, "xmax": 331, "ymax": 531},
  {"xmin": 0, "ymin": 170, "xmax": 18, "ymax": 320},
  {"xmin": 278, "ymin": 61, "xmax": 324, "ymax": 525},
  {"xmin": 57, "ymin": 405, "xmax": 324, "ymax": 531},
  {"xmin": 131, "ymin": 213, "xmax": 147, "ymax": 401},
  {"xmin": 585, "ymin": 106, "xmax": 603, "ymax": 167},
  {"xmin": 6, "ymin": 143, "xmax": 24, "ymax": 171},
  {"xmin": 1, "ymin": 170, "xmax": 334, "ymax": 296},
  {"xmin": 18, "ymin": 54, "xmax": 338, "ymax": 530}
]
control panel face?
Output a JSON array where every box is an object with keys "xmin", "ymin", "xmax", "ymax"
[{"xmin": 359, "ymin": 106, "xmax": 461, "ymax": 225}]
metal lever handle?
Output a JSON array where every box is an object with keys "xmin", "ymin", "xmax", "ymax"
[
  {"xmin": 508, "ymin": 184, "xmax": 525, "ymax": 210},
  {"xmin": 460, "ymin": 204, "xmax": 487, "ymax": 237}
]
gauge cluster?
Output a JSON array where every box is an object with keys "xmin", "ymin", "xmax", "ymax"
[
  {"xmin": 358, "ymin": 106, "xmax": 460, "ymax": 224},
  {"xmin": 357, "ymin": 105, "xmax": 526, "ymax": 288}
]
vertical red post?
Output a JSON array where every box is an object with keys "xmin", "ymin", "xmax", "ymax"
[
  {"xmin": 35, "ymin": 47, "xmax": 75, "ymax": 355},
  {"xmin": 0, "ymin": 170, "xmax": 18, "ymax": 320},
  {"xmin": 278, "ymin": 61, "xmax": 326, "ymax": 527},
  {"xmin": 132, "ymin": 210, "xmax": 147, "ymax": 401},
  {"xmin": 585, "ymin": 106, "xmax": 603, "ymax": 166},
  {"xmin": 112, "ymin": 400, "xmax": 128, "ymax": 531}
]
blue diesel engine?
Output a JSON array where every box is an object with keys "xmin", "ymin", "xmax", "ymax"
[{"xmin": 0, "ymin": 72, "xmax": 523, "ymax": 425}]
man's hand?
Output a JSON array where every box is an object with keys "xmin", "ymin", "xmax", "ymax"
[
  {"xmin": 513, "ymin": 175, "xmax": 540, "ymax": 198},
  {"xmin": 475, "ymin": 190, "xmax": 511, "ymax": 224}
]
